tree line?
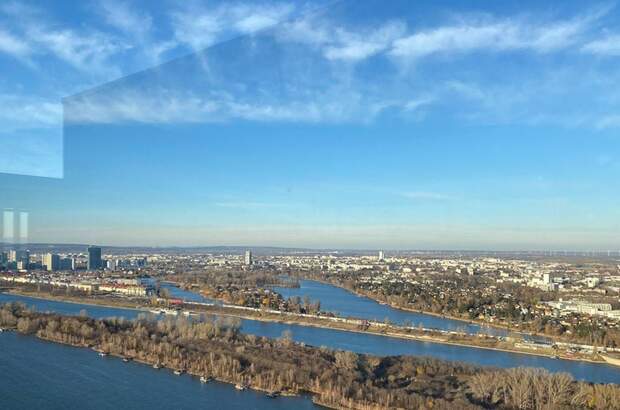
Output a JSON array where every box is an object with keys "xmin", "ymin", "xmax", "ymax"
[{"xmin": 1, "ymin": 302, "xmax": 619, "ymax": 409}]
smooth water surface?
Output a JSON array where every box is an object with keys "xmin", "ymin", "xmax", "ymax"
[
  {"xmin": 2, "ymin": 293, "xmax": 619, "ymax": 384},
  {"xmin": 152, "ymin": 280, "xmax": 217, "ymax": 304},
  {"xmin": 273, "ymin": 280, "xmax": 544, "ymax": 340},
  {"xmin": 0, "ymin": 331, "xmax": 318, "ymax": 410}
]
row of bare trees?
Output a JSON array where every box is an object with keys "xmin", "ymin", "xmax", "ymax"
[
  {"xmin": 470, "ymin": 367, "xmax": 620, "ymax": 410},
  {"xmin": 1, "ymin": 301, "xmax": 619, "ymax": 409}
]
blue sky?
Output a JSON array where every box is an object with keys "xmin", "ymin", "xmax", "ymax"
[{"xmin": 1, "ymin": 0, "xmax": 619, "ymax": 250}]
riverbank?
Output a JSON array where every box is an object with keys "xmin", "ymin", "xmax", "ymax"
[
  {"xmin": 4, "ymin": 289, "xmax": 151, "ymax": 311},
  {"xmin": 2, "ymin": 288, "xmax": 607, "ymax": 366},
  {"xmin": 0, "ymin": 330, "xmax": 320, "ymax": 410},
  {"xmin": 3, "ymin": 322, "xmax": 325, "ymax": 407},
  {"xmin": 1, "ymin": 304, "xmax": 486, "ymax": 409},
  {"xmin": 301, "ymin": 276, "xmax": 558, "ymax": 342}
]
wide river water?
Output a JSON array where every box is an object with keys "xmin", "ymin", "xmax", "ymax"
[
  {"xmin": 1, "ymin": 281, "xmax": 620, "ymax": 408},
  {"xmin": 273, "ymin": 280, "xmax": 543, "ymax": 340},
  {"xmin": 0, "ymin": 331, "xmax": 317, "ymax": 410}
]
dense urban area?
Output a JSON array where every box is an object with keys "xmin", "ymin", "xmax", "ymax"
[
  {"xmin": 4, "ymin": 247, "xmax": 620, "ymax": 344},
  {"xmin": 2, "ymin": 245, "xmax": 620, "ymax": 409}
]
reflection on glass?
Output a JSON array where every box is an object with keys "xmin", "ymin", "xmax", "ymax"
[
  {"xmin": 19, "ymin": 211, "xmax": 29, "ymax": 244},
  {"xmin": 2, "ymin": 209, "xmax": 14, "ymax": 244}
]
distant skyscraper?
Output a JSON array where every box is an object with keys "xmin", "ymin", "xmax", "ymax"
[
  {"xmin": 378, "ymin": 250, "xmax": 385, "ymax": 261},
  {"xmin": 43, "ymin": 253, "xmax": 60, "ymax": 271},
  {"xmin": 244, "ymin": 250, "xmax": 253, "ymax": 266},
  {"xmin": 15, "ymin": 249, "xmax": 29, "ymax": 266},
  {"xmin": 60, "ymin": 257, "xmax": 75, "ymax": 271},
  {"xmin": 88, "ymin": 246, "xmax": 102, "ymax": 270}
]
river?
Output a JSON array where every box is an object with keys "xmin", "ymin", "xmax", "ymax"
[
  {"xmin": 1, "ymin": 292, "xmax": 620, "ymax": 384},
  {"xmin": 0, "ymin": 331, "xmax": 318, "ymax": 410},
  {"xmin": 273, "ymin": 280, "xmax": 543, "ymax": 340}
]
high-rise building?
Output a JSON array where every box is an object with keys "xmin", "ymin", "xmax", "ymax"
[
  {"xmin": 43, "ymin": 253, "xmax": 61, "ymax": 271},
  {"xmin": 87, "ymin": 246, "xmax": 102, "ymax": 270},
  {"xmin": 15, "ymin": 249, "xmax": 29, "ymax": 267},
  {"xmin": 378, "ymin": 250, "xmax": 385, "ymax": 261},
  {"xmin": 244, "ymin": 250, "xmax": 253, "ymax": 266},
  {"xmin": 60, "ymin": 257, "xmax": 75, "ymax": 271}
]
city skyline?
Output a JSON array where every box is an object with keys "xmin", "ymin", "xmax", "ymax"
[{"xmin": 1, "ymin": 0, "xmax": 619, "ymax": 249}]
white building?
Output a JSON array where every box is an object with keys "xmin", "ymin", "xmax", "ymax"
[{"xmin": 244, "ymin": 250, "xmax": 253, "ymax": 266}]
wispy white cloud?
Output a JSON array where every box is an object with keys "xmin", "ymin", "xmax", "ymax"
[
  {"xmin": 582, "ymin": 34, "xmax": 620, "ymax": 55},
  {"xmin": 99, "ymin": 0, "xmax": 153, "ymax": 38},
  {"xmin": 2, "ymin": 0, "xmax": 620, "ymax": 134},
  {"xmin": 403, "ymin": 96, "xmax": 434, "ymax": 112},
  {"xmin": 33, "ymin": 28, "xmax": 128, "ymax": 74},
  {"xmin": 64, "ymin": 86, "xmax": 405, "ymax": 125},
  {"xmin": 0, "ymin": 94, "xmax": 62, "ymax": 130},
  {"xmin": 64, "ymin": 89, "xmax": 215, "ymax": 124},
  {"xmin": 324, "ymin": 21, "xmax": 406, "ymax": 61},
  {"xmin": 276, "ymin": 17, "xmax": 330, "ymax": 46},
  {"xmin": 231, "ymin": 3, "xmax": 294, "ymax": 33},
  {"xmin": 171, "ymin": 2, "xmax": 294, "ymax": 50},
  {"xmin": 98, "ymin": 0, "xmax": 176, "ymax": 66},
  {"xmin": 390, "ymin": 11, "xmax": 604, "ymax": 60},
  {"xmin": 0, "ymin": 29, "xmax": 30, "ymax": 58},
  {"xmin": 279, "ymin": 18, "xmax": 407, "ymax": 62},
  {"xmin": 0, "ymin": 2, "xmax": 129, "ymax": 75},
  {"xmin": 279, "ymin": 8, "xmax": 610, "ymax": 66}
]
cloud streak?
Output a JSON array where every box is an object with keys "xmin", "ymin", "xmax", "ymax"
[
  {"xmin": 0, "ymin": 94, "xmax": 62, "ymax": 131},
  {"xmin": 99, "ymin": 0, "xmax": 153, "ymax": 38},
  {"xmin": 582, "ymin": 34, "xmax": 620, "ymax": 55},
  {"xmin": 0, "ymin": 29, "xmax": 30, "ymax": 58},
  {"xmin": 64, "ymin": 86, "xmax": 412, "ymax": 125},
  {"xmin": 390, "ymin": 17, "xmax": 593, "ymax": 60},
  {"xmin": 324, "ymin": 21, "xmax": 407, "ymax": 61},
  {"xmin": 171, "ymin": 2, "xmax": 295, "ymax": 50},
  {"xmin": 2, "ymin": 1, "xmax": 620, "ymax": 133}
]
